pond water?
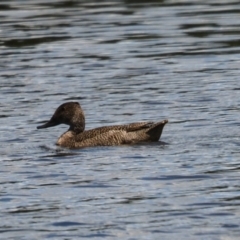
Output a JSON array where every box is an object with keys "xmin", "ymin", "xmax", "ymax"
[{"xmin": 1, "ymin": 0, "xmax": 240, "ymax": 239}]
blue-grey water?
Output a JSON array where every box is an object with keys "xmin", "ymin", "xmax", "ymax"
[{"xmin": 1, "ymin": 0, "xmax": 240, "ymax": 239}]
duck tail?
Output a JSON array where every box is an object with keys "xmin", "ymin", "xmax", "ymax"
[{"xmin": 146, "ymin": 119, "xmax": 168, "ymax": 141}]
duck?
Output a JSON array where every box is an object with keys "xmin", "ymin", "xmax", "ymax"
[{"xmin": 37, "ymin": 102, "xmax": 168, "ymax": 148}]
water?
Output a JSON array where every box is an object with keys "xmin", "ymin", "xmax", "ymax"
[{"xmin": 1, "ymin": 0, "xmax": 240, "ymax": 239}]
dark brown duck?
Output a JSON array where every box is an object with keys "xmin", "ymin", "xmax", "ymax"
[{"xmin": 37, "ymin": 102, "xmax": 168, "ymax": 148}]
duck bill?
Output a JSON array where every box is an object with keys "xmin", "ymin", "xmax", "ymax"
[{"xmin": 37, "ymin": 119, "xmax": 60, "ymax": 129}]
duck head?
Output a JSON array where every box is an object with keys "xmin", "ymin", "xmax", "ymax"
[{"xmin": 37, "ymin": 102, "xmax": 85, "ymax": 133}]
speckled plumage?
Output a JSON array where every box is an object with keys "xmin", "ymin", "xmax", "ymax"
[{"xmin": 37, "ymin": 102, "xmax": 168, "ymax": 148}]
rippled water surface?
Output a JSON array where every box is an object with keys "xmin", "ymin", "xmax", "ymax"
[{"xmin": 1, "ymin": 0, "xmax": 240, "ymax": 239}]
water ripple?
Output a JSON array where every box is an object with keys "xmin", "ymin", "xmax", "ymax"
[{"xmin": 1, "ymin": 0, "xmax": 240, "ymax": 239}]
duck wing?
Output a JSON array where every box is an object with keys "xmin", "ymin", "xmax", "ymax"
[
  {"xmin": 72, "ymin": 120, "xmax": 168, "ymax": 148},
  {"xmin": 75, "ymin": 122, "xmax": 154, "ymax": 141}
]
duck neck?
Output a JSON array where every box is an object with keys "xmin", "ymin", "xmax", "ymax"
[
  {"xmin": 69, "ymin": 122, "xmax": 85, "ymax": 134},
  {"xmin": 68, "ymin": 110, "xmax": 85, "ymax": 134}
]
